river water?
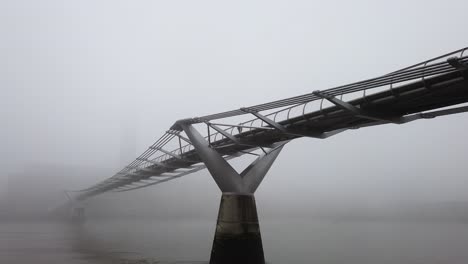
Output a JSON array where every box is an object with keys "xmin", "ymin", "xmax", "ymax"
[{"xmin": 1, "ymin": 218, "xmax": 468, "ymax": 264}]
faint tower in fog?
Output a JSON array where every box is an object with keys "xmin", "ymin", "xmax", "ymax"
[{"xmin": 119, "ymin": 113, "xmax": 137, "ymax": 168}]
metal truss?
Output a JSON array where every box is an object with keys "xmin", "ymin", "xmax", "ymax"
[{"xmin": 73, "ymin": 47, "xmax": 468, "ymax": 200}]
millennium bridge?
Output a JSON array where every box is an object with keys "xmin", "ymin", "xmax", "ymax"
[{"xmin": 66, "ymin": 47, "xmax": 468, "ymax": 264}]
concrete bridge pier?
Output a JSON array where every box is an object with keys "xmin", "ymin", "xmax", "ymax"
[
  {"xmin": 180, "ymin": 123, "xmax": 286, "ymax": 264},
  {"xmin": 211, "ymin": 193, "xmax": 263, "ymax": 264}
]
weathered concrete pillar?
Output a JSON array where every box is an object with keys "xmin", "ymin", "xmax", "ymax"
[{"xmin": 210, "ymin": 193, "xmax": 264, "ymax": 264}]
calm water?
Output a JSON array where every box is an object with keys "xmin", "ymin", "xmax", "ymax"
[{"xmin": 1, "ymin": 218, "xmax": 468, "ymax": 264}]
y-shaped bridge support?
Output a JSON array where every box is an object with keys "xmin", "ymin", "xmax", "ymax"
[{"xmin": 180, "ymin": 123, "xmax": 286, "ymax": 264}]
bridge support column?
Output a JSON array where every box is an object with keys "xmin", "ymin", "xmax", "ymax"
[
  {"xmin": 179, "ymin": 123, "xmax": 286, "ymax": 264},
  {"xmin": 211, "ymin": 193, "xmax": 263, "ymax": 264}
]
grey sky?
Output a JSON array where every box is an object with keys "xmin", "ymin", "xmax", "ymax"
[{"xmin": 1, "ymin": 0, "xmax": 468, "ymax": 208}]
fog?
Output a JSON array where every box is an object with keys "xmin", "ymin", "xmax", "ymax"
[
  {"xmin": 1, "ymin": 0, "xmax": 468, "ymax": 221},
  {"xmin": 3, "ymin": 1, "xmax": 468, "ymax": 263}
]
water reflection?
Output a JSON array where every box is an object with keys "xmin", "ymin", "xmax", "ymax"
[
  {"xmin": 67, "ymin": 219, "xmax": 209, "ymax": 264},
  {"xmin": 2, "ymin": 217, "xmax": 468, "ymax": 264}
]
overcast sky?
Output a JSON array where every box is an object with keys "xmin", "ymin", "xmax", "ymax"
[{"xmin": 1, "ymin": 0, "xmax": 468, "ymax": 209}]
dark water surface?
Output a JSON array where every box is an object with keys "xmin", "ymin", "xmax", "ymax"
[{"xmin": 1, "ymin": 218, "xmax": 468, "ymax": 263}]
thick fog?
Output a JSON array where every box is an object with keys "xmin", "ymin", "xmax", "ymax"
[{"xmin": 1, "ymin": 0, "xmax": 468, "ymax": 220}]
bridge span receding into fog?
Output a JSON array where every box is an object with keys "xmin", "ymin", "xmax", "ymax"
[{"xmin": 66, "ymin": 47, "xmax": 468, "ymax": 264}]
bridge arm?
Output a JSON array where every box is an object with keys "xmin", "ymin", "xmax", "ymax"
[
  {"xmin": 348, "ymin": 105, "xmax": 468, "ymax": 130},
  {"xmin": 166, "ymin": 130, "xmax": 192, "ymax": 144},
  {"xmin": 447, "ymin": 57, "xmax": 468, "ymax": 80},
  {"xmin": 179, "ymin": 123, "xmax": 285, "ymax": 193},
  {"xmin": 206, "ymin": 122, "xmax": 242, "ymax": 145},
  {"xmin": 312, "ymin": 90, "xmax": 402, "ymax": 123},
  {"xmin": 240, "ymin": 107, "xmax": 326, "ymax": 138},
  {"xmin": 240, "ymin": 143, "xmax": 285, "ymax": 193},
  {"xmin": 180, "ymin": 123, "xmax": 244, "ymax": 192}
]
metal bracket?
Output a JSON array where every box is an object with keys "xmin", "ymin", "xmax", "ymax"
[
  {"xmin": 206, "ymin": 122, "xmax": 241, "ymax": 145},
  {"xmin": 342, "ymin": 105, "xmax": 468, "ymax": 130},
  {"xmin": 402, "ymin": 105, "xmax": 468, "ymax": 123},
  {"xmin": 240, "ymin": 108, "xmax": 325, "ymax": 138},
  {"xmin": 312, "ymin": 90, "xmax": 402, "ymax": 123},
  {"xmin": 447, "ymin": 57, "xmax": 468, "ymax": 80},
  {"xmin": 171, "ymin": 117, "xmax": 207, "ymax": 131},
  {"xmin": 205, "ymin": 122, "xmax": 270, "ymax": 150},
  {"xmin": 166, "ymin": 130, "xmax": 192, "ymax": 144},
  {"xmin": 209, "ymin": 122, "xmax": 274, "ymax": 131}
]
